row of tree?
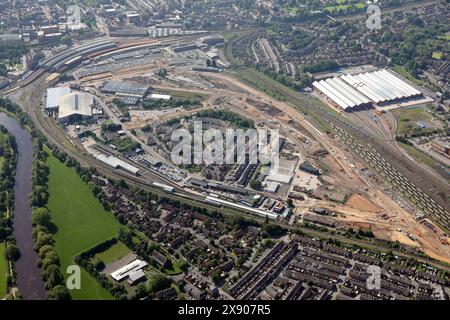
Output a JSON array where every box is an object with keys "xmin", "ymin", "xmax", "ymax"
[
  {"xmin": 30, "ymin": 142, "xmax": 70, "ymax": 300},
  {"xmin": 0, "ymin": 126, "xmax": 20, "ymax": 299}
]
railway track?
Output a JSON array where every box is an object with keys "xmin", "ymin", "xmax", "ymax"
[
  {"xmin": 1, "ymin": 34, "xmax": 449, "ymax": 271},
  {"xmin": 330, "ymin": 122, "xmax": 450, "ymax": 231}
]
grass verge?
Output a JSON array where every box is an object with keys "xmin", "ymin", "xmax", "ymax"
[{"xmin": 46, "ymin": 152, "xmax": 121, "ymax": 300}]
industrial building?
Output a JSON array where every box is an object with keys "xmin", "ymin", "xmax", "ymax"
[
  {"xmin": 100, "ymin": 80, "xmax": 149, "ymax": 98},
  {"xmin": 45, "ymin": 86, "xmax": 71, "ymax": 110},
  {"xmin": 58, "ymin": 92, "xmax": 94, "ymax": 124},
  {"xmin": 172, "ymin": 43, "xmax": 198, "ymax": 53},
  {"xmin": 201, "ymin": 35, "xmax": 225, "ymax": 46},
  {"xmin": 39, "ymin": 39, "xmax": 116, "ymax": 72},
  {"xmin": 313, "ymin": 69, "xmax": 423, "ymax": 111},
  {"xmin": 313, "ymin": 77, "xmax": 372, "ymax": 111},
  {"xmin": 192, "ymin": 66, "xmax": 222, "ymax": 73},
  {"xmin": 94, "ymin": 153, "xmax": 140, "ymax": 175},
  {"xmin": 150, "ymin": 93, "xmax": 171, "ymax": 100},
  {"xmin": 205, "ymin": 195, "xmax": 279, "ymax": 219}
]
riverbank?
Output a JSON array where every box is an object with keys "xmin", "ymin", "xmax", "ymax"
[{"xmin": 0, "ymin": 112, "xmax": 46, "ymax": 300}]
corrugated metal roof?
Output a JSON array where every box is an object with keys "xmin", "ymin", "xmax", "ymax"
[{"xmin": 313, "ymin": 81, "xmax": 349, "ymax": 110}]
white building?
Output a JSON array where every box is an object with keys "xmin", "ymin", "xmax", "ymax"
[
  {"xmin": 58, "ymin": 92, "xmax": 94, "ymax": 124},
  {"xmin": 110, "ymin": 259, "xmax": 148, "ymax": 282},
  {"xmin": 94, "ymin": 153, "xmax": 140, "ymax": 175},
  {"xmin": 45, "ymin": 86, "xmax": 71, "ymax": 110},
  {"xmin": 313, "ymin": 69, "xmax": 423, "ymax": 111}
]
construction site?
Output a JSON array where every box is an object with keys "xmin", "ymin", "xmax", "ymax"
[{"xmin": 3, "ymin": 31, "xmax": 447, "ymax": 266}]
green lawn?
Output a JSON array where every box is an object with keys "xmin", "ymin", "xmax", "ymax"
[
  {"xmin": 392, "ymin": 106, "xmax": 434, "ymax": 136},
  {"xmin": 95, "ymin": 241, "xmax": 131, "ymax": 264},
  {"xmin": 432, "ymin": 52, "xmax": 443, "ymax": 60},
  {"xmin": 164, "ymin": 259, "xmax": 183, "ymax": 276},
  {"xmin": 46, "ymin": 152, "xmax": 121, "ymax": 300},
  {"xmin": 0, "ymin": 243, "xmax": 7, "ymax": 298}
]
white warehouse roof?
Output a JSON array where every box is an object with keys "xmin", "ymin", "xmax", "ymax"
[
  {"xmin": 150, "ymin": 93, "xmax": 171, "ymax": 100},
  {"xmin": 341, "ymin": 69, "xmax": 422, "ymax": 104},
  {"xmin": 46, "ymin": 86, "xmax": 71, "ymax": 109},
  {"xmin": 314, "ymin": 69, "xmax": 422, "ymax": 110},
  {"xmin": 58, "ymin": 92, "xmax": 93, "ymax": 120},
  {"xmin": 94, "ymin": 153, "xmax": 140, "ymax": 175}
]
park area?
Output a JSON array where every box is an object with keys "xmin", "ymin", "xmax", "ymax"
[
  {"xmin": 392, "ymin": 106, "xmax": 435, "ymax": 136},
  {"xmin": 46, "ymin": 152, "xmax": 121, "ymax": 299}
]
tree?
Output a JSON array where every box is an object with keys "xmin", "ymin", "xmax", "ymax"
[
  {"xmin": 59, "ymin": 35, "xmax": 72, "ymax": 45},
  {"xmin": 135, "ymin": 283, "xmax": 148, "ymax": 299},
  {"xmin": 32, "ymin": 208, "xmax": 52, "ymax": 228},
  {"xmin": 92, "ymin": 258, "xmax": 105, "ymax": 270},
  {"xmin": 41, "ymin": 251, "xmax": 60, "ymax": 269},
  {"xmin": 250, "ymin": 179, "xmax": 262, "ymax": 190},
  {"xmin": 147, "ymin": 274, "xmax": 171, "ymax": 294},
  {"xmin": 6, "ymin": 244, "xmax": 20, "ymax": 261},
  {"xmin": 179, "ymin": 260, "xmax": 189, "ymax": 272},
  {"xmin": 211, "ymin": 269, "xmax": 222, "ymax": 285},
  {"xmin": 262, "ymin": 223, "xmax": 286, "ymax": 237},
  {"xmin": 49, "ymin": 285, "xmax": 71, "ymax": 300},
  {"xmin": 43, "ymin": 265, "xmax": 64, "ymax": 288},
  {"xmin": 35, "ymin": 231, "xmax": 54, "ymax": 249},
  {"xmin": 287, "ymin": 199, "xmax": 294, "ymax": 208}
]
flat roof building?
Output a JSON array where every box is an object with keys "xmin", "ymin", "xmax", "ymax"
[
  {"xmin": 110, "ymin": 259, "xmax": 147, "ymax": 282},
  {"xmin": 94, "ymin": 153, "xmax": 140, "ymax": 175},
  {"xmin": 173, "ymin": 43, "xmax": 198, "ymax": 53},
  {"xmin": 201, "ymin": 35, "xmax": 225, "ymax": 46},
  {"xmin": 101, "ymin": 80, "xmax": 149, "ymax": 98},
  {"xmin": 150, "ymin": 93, "xmax": 171, "ymax": 100},
  {"xmin": 46, "ymin": 86, "xmax": 71, "ymax": 110},
  {"xmin": 58, "ymin": 92, "xmax": 93, "ymax": 124}
]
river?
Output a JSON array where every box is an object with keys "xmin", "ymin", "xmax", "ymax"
[{"xmin": 0, "ymin": 112, "xmax": 46, "ymax": 300}]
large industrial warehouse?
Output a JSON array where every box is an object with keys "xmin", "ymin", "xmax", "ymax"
[
  {"xmin": 100, "ymin": 80, "xmax": 149, "ymax": 98},
  {"xmin": 58, "ymin": 92, "xmax": 94, "ymax": 124},
  {"xmin": 313, "ymin": 69, "xmax": 423, "ymax": 111}
]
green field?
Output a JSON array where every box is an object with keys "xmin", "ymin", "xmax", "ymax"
[
  {"xmin": 95, "ymin": 242, "xmax": 131, "ymax": 265},
  {"xmin": 46, "ymin": 152, "xmax": 121, "ymax": 300},
  {"xmin": 0, "ymin": 243, "xmax": 7, "ymax": 298},
  {"xmin": 432, "ymin": 52, "xmax": 443, "ymax": 60},
  {"xmin": 392, "ymin": 106, "xmax": 434, "ymax": 136}
]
